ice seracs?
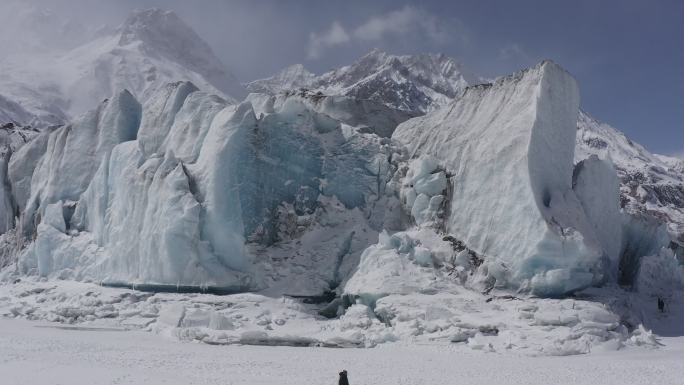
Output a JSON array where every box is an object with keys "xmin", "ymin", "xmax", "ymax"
[
  {"xmin": 389, "ymin": 61, "xmax": 619, "ymax": 295},
  {"xmin": 572, "ymin": 155, "xmax": 623, "ymax": 269},
  {"xmin": 15, "ymin": 82, "xmax": 404, "ymax": 292},
  {"xmin": 6, "ymin": 59, "xmax": 679, "ymax": 300},
  {"xmin": 1, "ymin": 34, "xmax": 683, "ymax": 353},
  {"xmin": 20, "ymin": 90, "xmax": 141, "ymax": 238},
  {"xmin": 576, "ymin": 111, "xmax": 684, "ymax": 255}
]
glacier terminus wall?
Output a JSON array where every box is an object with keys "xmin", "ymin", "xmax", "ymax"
[{"xmin": 0, "ymin": 61, "xmax": 676, "ymax": 299}]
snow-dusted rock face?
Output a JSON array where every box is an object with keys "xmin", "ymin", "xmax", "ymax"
[
  {"xmin": 247, "ymin": 49, "xmax": 482, "ymax": 114},
  {"xmin": 0, "ymin": 3, "xmax": 87, "ymax": 127},
  {"xmin": 391, "ymin": 61, "xmax": 620, "ymax": 295}
]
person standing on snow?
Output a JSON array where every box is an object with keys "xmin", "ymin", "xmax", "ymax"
[{"xmin": 339, "ymin": 370, "xmax": 349, "ymax": 385}]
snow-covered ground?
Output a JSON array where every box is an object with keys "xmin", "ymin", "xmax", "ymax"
[
  {"xmin": 0, "ymin": 277, "xmax": 678, "ymax": 356},
  {"xmin": 1, "ymin": 316, "xmax": 683, "ymax": 385}
]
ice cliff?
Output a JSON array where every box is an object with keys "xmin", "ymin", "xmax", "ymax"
[
  {"xmin": 10, "ymin": 84, "xmax": 404, "ymax": 294},
  {"xmin": 386, "ymin": 61, "xmax": 621, "ymax": 295},
  {"xmin": 0, "ymin": 59, "xmax": 678, "ymax": 301}
]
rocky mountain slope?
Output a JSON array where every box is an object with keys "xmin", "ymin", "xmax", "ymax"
[{"xmin": 247, "ymin": 49, "xmax": 482, "ymax": 114}]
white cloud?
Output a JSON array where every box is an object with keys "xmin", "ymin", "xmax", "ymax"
[
  {"xmin": 307, "ymin": 21, "xmax": 350, "ymax": 59},
  {"xmin": 307, "ymin": 6, "xmax": 454, "ymax": 59},
  {"xmin": 352, "ymin": 6, "xmax": 447, "ymax": 43}
]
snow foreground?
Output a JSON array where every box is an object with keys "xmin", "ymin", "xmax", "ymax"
[{"xmin": 1, "ymin": 318, "xmax": 683, "ymax": 385}]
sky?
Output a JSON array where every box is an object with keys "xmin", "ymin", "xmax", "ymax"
[{"xmin": 3, "ymin": 0, "xmax": 683, "ymax": 156}]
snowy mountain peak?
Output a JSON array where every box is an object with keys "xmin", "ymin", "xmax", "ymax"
[
  {"xmin": 246, "ymin": 64, "xmax": 316, "ymax": 95},
  {"xmin": 115, "ymin": 8, "xmax": 245, "ymax": 100},
  {"xmin": 247, "ymin": 49, "xmax": 483, "ymax": 114},
  {"xmin": 0, "ymin": 7, "xmax": 246, "ymax": 123},
  {"xmin": 353, "ymin": 47, "xmax": 391, "ymax": 65},
  {"xmin": 281, "ymin": 63, "xmax": 314, "ymax": 77},
  {"xmin": 118, "ymin": 9, "xmax": 213, "ymax": 66},
  {"xmin": 318, "ymin": 49, "xmax": 484, "ymax": 113}
]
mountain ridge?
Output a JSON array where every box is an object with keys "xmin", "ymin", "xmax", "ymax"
[{"xmin": 247, "ymin": 49, "xmax": 483, "ymax": 114}]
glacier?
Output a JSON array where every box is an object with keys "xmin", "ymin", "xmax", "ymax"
[
  {"xmin": 1, "ymin": 59, "xmax": 678, "ymax": 301},
  {"xmin": 576, "ymin": 112, "xmax": 684, "ymax": 259},
  {"xmin": 12, "ymin": 83, "xmax": 406, "ymax": 294},
  {"xmin": 390, "ymin": 61, "xmax": 618, "ymax": 295}
]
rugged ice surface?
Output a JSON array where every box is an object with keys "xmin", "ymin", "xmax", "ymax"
[
  {"xmin": 0, "ymin": 278, "xmax": 671, "ymax": 356},
  {"xmin": 251, "ymin": 52, "xmax": 684, "ymax": 267},
  {"xmin": 20, "ymin": 90, "xmax": 142, "ymax": 237},
  {"xmin": 9, "ymin": 82, "xmax": 408, "ymax": 294},
  {"xmin": 572, "ymin": 155, "xmax": 623, "ymax": 267},
  {"xmin": 391, "ymin": 61, "xmax": 620, "ymax": 295}
]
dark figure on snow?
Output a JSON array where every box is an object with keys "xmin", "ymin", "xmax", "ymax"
[
  {"xmin": 339, "ymin": 370, "xmax": 349, "ymax": 385},
  {"xmin": 658, "ymin": 297, "xmax": 665, "ymax": 313}
]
